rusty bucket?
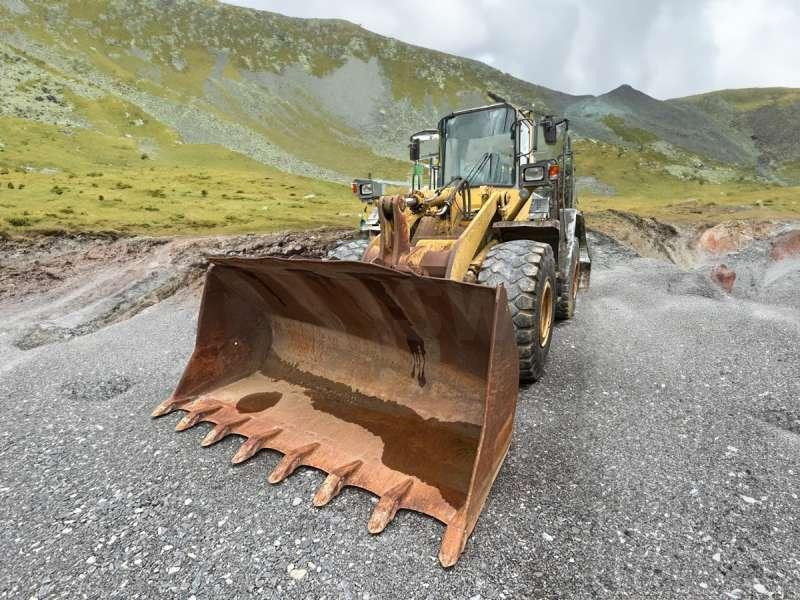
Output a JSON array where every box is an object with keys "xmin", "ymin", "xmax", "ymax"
[{"xmin": 152, "ymin": 256, "xmax": 518, "ymax": 566}]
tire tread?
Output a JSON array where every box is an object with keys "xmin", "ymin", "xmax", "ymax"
[{"xmin": 478, "ymin": 240, "xmax": 555, "ymax": 382}]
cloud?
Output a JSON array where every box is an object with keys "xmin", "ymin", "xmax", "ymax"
[
  {"xmin": 223, "ymin": 0, "xmax": 800, "ymax": 99},
  {"xmin": 707, "ymin": 0, "xmax": 800, "ymax": 92}
]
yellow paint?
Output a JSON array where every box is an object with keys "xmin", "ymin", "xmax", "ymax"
[
  {"xmin": 444, "ymin": 197, "xmax": 498, "ymax": 281},
  {"xmin": 414, "ymin": 239, "xmax": 456, "ymax": 251},
  {"xmin": 515, "ymin": 198, "xmax": 533, "ymax": 221},
  {"xmin": 499, "ymin": 188, "xmax": 525, "ymax": 221},
  {"xmin": 468, "ymin": 239, "xmax": 498, "ymax": 273}
]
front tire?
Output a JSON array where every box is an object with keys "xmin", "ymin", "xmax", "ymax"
[{"xmin": 478, "ymin": 240, "xmax": 556, "ymax": 382}]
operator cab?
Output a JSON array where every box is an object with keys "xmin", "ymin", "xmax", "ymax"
[
  {"xmin": 440, "ymin": 104, "xmax": 517, "ymax": 187},
  {"xmin": 409, "ymin": 102, "xmax": 572, "ymax": 195}
]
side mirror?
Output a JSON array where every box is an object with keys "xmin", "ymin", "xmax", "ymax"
[
  {"xmin": 543, "ymin": 118, "xmax": 558, "ymax": 145},
  {"xmin": 409, "ymin": 139, "xmax": 420, "ymax": 162}
]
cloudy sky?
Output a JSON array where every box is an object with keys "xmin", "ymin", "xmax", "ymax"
[{"xmin": 223, "ymin": 0, "xmax": 800, "ymax": 99}]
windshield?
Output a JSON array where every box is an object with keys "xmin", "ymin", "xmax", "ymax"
[{"xmin": 442, "ymin": 106, "xmax": 516, "ymax": 186}]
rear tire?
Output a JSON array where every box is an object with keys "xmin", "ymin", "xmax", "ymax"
[
  {"xmin": 556, "ymin": 249, "xmax": 579, "ymax": 320},
  {"xmin": 478, "ymin": 240, "xmax": 556, "ymax": 382},
  {"xmin": 327, "ymin": 239, "xmax": 369, "ymax": 261}
]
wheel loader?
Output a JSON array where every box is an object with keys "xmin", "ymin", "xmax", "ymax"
[{"xmin": 152, "ymin": 100, "xmax": 591, "ymax": 567}]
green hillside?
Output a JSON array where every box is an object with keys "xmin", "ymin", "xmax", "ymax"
[
  {"xmin": 672, "ymin": 88, "xmax": 800, "ymax": 182},
  {"xmin": 0, "ymin": 0, "xmax": 798, "ymax": 236}
]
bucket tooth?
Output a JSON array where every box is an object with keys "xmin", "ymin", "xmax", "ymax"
[
  {"xmin": 313, "ymin": 460, "xmax": 363, "ymax": 507},
  {"xmin": 175, "ymin": 411, "xmax": 201, "ymax": 432},
  {"xmin": 231, "ymin": 427, "xmax": 282, "ymax": 464},
  {"xmin": 201, "ymin": 418, "xmax": 246, "ymax": 447},
  {"xmin": 174, "ymin": 407, "xmax": 219, "ymax": 432},
  {"xmin": 368, "ymin": 478, "xmax": 414, "ymax": 534},
  {"xmin": 268, "ymin": 442, "xmax": 320, "ymax": 484},
  {"xmin": 151, "ymin": 397, "xmax": 191, "ymax": 418},
  {"xmin": 438, "ymin": 512, "xmax": 468, "ymax": 568}
]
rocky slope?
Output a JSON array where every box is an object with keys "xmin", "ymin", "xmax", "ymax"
[
  {"xmin": 1, "ymin": 0, "xmax": 799, "ymax": 186},
  {"xmin": 673, "ymin": 88, "xmax": 800, "ymax": 180}
]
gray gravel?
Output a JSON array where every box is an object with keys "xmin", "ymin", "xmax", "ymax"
[{"xmin": 1, "ymin": 240, "xmax": 799, "ymax": 599}]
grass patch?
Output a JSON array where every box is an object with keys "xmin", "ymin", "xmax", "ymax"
[
  {"xmin": 0, "ymin": 161, "xmax": 361, "ymax": 236},
  {"xmin": 0, "ymin": 115, "xmax": 362, "ymax": 236},
  {"xmin": 6, "ymin": 216, "xmax": 32, "ymax": 227},
  {"xmin": 682, "ymin": 88, "xmax": 800, "ymax": 112},
  {"xmin": 575, "ymin": 140, "xmax": 800, "ymax": 225}
]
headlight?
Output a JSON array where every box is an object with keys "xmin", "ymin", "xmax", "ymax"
[
  {"xmin": 353, "ymin": 179, "xmax": 382, "ymax": 200},
  {"xmin": 522, "ymin": 165, "xmax": 544, "ymax": 183}
]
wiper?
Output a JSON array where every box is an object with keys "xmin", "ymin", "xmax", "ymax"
[
  {"xmin": 457, "ymin": 152, "xmax": 492, "ymax": 216},
  {"xmin": 464, "ymin": 152, "xmax": 491, "ymax": 185}
]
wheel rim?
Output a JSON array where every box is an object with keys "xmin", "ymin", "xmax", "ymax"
[{"xmin": 539, "ymin": 279, "xmax": 554, "ymax": 347}]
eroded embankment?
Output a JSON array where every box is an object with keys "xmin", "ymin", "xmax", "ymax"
[
  {"xmin": 2, "ymin": 215, "xmax": 799, "ymax": 354},
  {"xmin": 0, "ymin": 228, "xmax": 350, "ymax": 350},
  {"xmin": 589, "ymin": 210, "xmax": 800, "ymax": 308}
]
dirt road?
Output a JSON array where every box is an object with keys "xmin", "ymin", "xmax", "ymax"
[{"xmin": 0, "ymin": 225, "xmax": 798, "ymax": 599}]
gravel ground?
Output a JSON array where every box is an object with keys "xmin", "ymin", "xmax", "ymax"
[{"xmin": 1, "ymin": 238, "xmax": 798, "ymax": 599}]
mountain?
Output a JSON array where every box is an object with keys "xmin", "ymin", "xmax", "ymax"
[
  {"xmin": 672, "ymin": 88, "xmax": 800, "ymax": 179},
  {"xmin": 1, "ymin": 0, "xmax": 799, "ymax": 190},
  {"xmin": 0, "ymin": 0, "xmax": 574, "ymax": 183},
  {"xmin": 565, "ymin": 84, "xmax": 759, "ymax": 166}
]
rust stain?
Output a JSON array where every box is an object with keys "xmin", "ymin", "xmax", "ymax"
[
  {"xmin": 261, "ymin": 356, "xmax": 478, "ymax": 509},
  {"xmin": 407, "ymin": 336, "xmax": 426, "ymax": 387},
  {"xmin": 359, "ymin": 278, "xmax": 428, "ymax": 387}
]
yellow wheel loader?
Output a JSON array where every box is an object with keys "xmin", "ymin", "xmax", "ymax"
[{"xmin": 152, "ymin": 100, "xmax": 591, "ymax": 567}]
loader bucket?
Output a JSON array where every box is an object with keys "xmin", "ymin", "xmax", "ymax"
[{"xmin": 152, "ymin": 257, "xmax": 518, "ymax": 567}]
